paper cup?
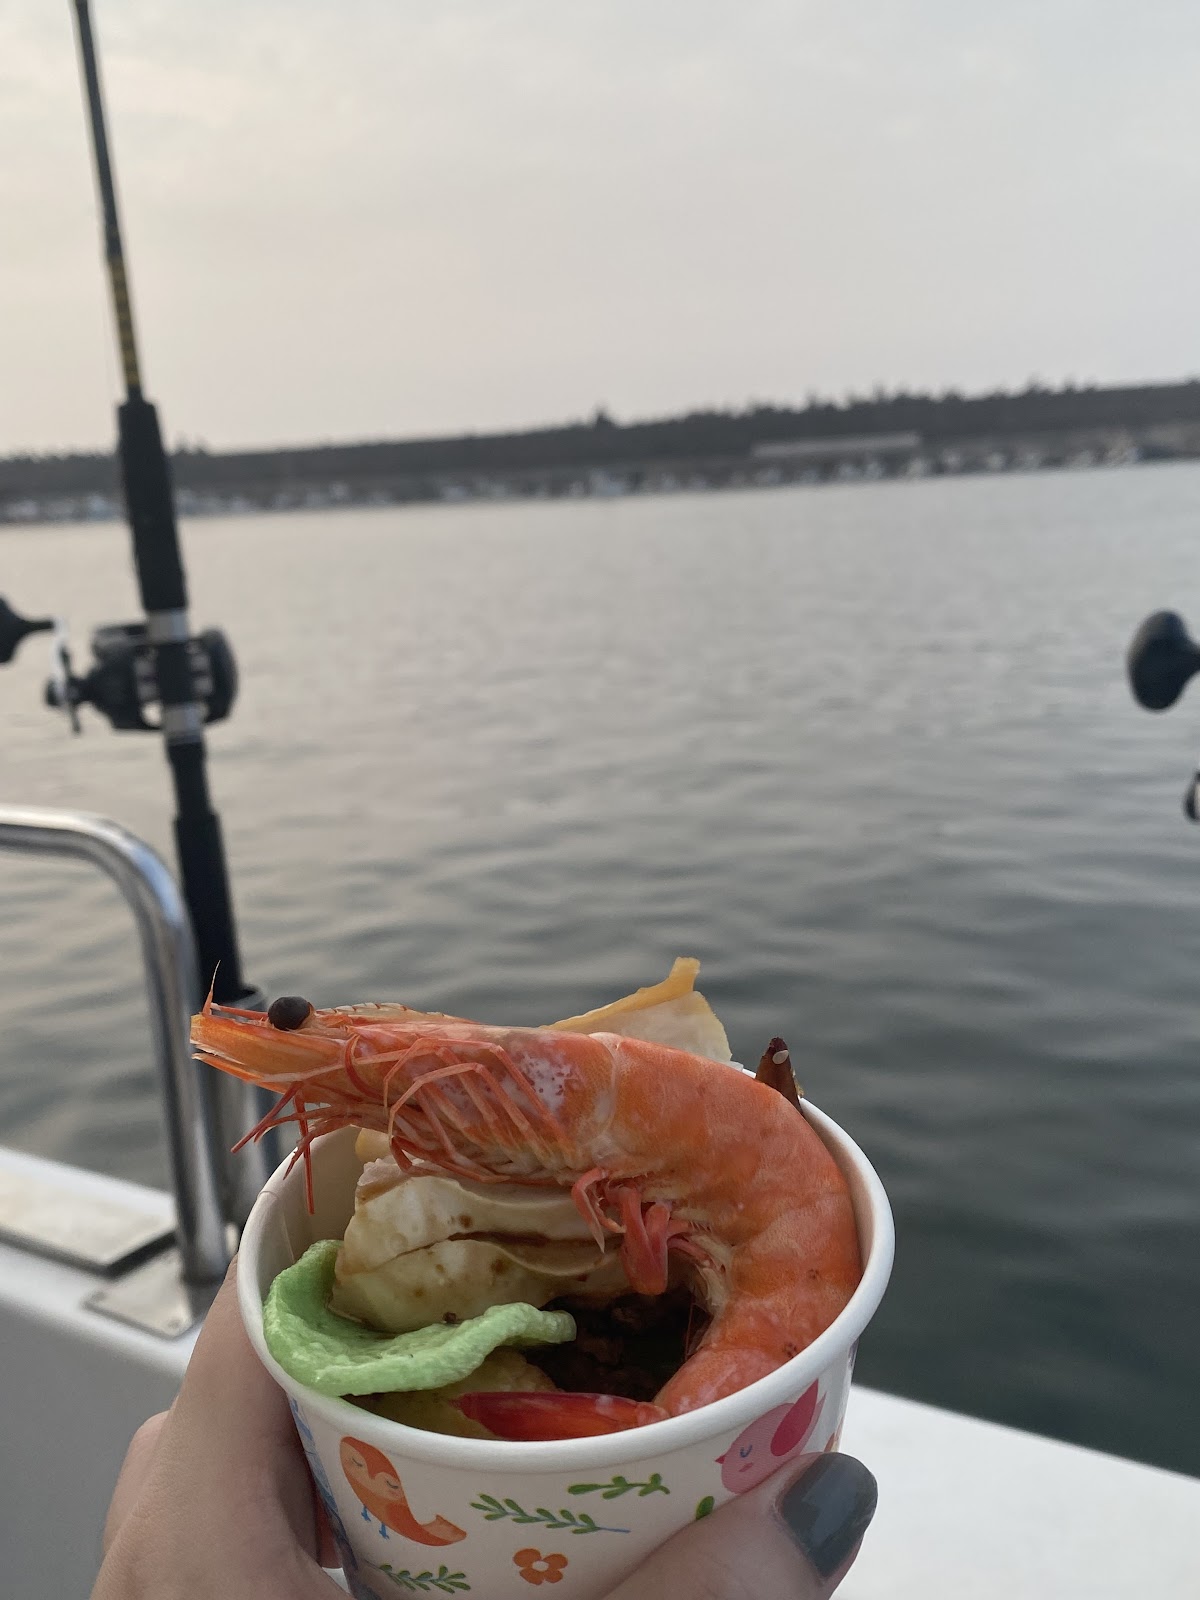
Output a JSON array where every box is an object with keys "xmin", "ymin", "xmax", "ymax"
[{"xmin": 238, "ymin": 1104, "xmax": 894, "ymax": 1600}]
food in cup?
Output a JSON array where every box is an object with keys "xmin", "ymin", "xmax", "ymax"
[
  {"xmin": 192, "ymin": 959, "xmax": 862, "ymax": 1441},
  {"xmin": 234, "ymin": 1023, "xmax": 893, "ymax": 1600}
]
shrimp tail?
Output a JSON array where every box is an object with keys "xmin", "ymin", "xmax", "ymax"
[
  {"xmin": 453, "ymin": 1391, "xmax": 668, "ymax": 1440},
  {"xmin": 754, "ymin": 1036, "xmax": 801, "ymax": 1106}
]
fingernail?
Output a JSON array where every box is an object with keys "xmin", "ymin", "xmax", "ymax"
[{"xmin": 775, "ymin": 1453, "xmax": 878, "ymax": 1580}]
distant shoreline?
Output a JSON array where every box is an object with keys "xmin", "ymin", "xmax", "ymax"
[{"xmin": 5, "ymin": 378, "xmax": 1200, "ymax": 526}]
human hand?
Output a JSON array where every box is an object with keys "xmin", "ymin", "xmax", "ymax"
[
  {"xmin": 92, "ymin": 1259, "xmax": 342, "ymax": 1600},
  {"xmin": 94, "ymin": 1261, "xmax": 875, "ymax": 1599}
]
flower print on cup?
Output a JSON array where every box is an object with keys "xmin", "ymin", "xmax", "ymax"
[
  {"xmin": 513, "ymin": 1548, "xmax": 569, "ymax": 1585},
  {"xmin": 716, "ymin": 1381, "xmax": 825, "ymax": 1493}
]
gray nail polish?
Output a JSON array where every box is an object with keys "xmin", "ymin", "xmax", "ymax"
[{"xmin": 775, "ymin": 1454, "xmax": 878, "ymax": 1580}]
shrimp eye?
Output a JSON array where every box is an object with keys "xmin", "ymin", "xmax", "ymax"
[
  {"xmin": 268, "ymin": 995, "xmax": 314, "ymax": 1030},
  {"xmin": 739, "ymin": 1445, "xmax": 753, "ymax": 1458},
  {"xmin": 383, "ymin": 1477, "xmax": 400, "ymax": 1492}
]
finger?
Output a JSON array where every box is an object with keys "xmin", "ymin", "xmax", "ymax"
[
  {"xmin": 605, "ymin": 1453, "xmax": 877, "ymax": 1600},
  {"xmin": 172, "ymin": 1257, "xmax": 297, "ymax": 1458},
  {"xmin": 155, "ymin": 1257, "xmax": 325, "ymax": 1563},
  {"xmin": 773, "ymin": 1455, "xmax": 878, "ymax": 1590},
  {"xmin": 102, "ymin": 1411, "xmax": 169, "ymax": 1555}
]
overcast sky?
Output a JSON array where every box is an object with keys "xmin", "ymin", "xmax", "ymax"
[{"xmin": 3, "ymin": 1, "xmax": 1200, "ymax": 454}]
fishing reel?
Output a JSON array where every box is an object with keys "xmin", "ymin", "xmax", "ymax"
[
  {"xmin": 1126, "ymin": 610, "xmax": 1200, "ymax": 819},
  {"xmin": 0, "ymin": 596, "xmax": 237, "ymax": 734}
]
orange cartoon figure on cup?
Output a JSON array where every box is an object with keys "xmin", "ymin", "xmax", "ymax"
[
  {"xmin": 716, "ymin": 1381, "xmax": 824, "ymax": 1493},
  {"xmin": 338, "ymin": 1436, "xmax": 466, "ymax": 1545}
]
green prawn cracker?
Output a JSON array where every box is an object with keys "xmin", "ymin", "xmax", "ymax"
[{"xmin": 262, "ymin": 1239, "xmax": 577, "ymax": 1397}]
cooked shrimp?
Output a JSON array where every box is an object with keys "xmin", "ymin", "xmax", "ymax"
[{"xmin": 191, "ymin": 995, "xmax": 862, "ymax": 1436}]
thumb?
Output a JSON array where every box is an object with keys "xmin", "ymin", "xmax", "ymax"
[{"xmin": 605, "ymin": 1454, "xmax": 877, "ymax": 1600}]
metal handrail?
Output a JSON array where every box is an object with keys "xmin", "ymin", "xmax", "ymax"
[{"xmin": 0, "ymin": 805, "xmax": 229, "ymax": 1283}]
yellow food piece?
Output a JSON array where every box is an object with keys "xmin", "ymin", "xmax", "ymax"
[
  {"xmin": 547, "ymin": 956, "xmax": 732, "ymax": 1062},
  {"xmin": 355, "ymin": 1128, "xmax": 392, "ymax": 1164},
  {"xmin": 361, "ymin": 1348, "xmax": 559, "ymax": 1439}
]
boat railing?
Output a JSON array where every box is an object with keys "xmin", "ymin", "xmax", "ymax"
[{"xmin": 0, "ymin": 804, "xmax": 236, "ymax": 1291}]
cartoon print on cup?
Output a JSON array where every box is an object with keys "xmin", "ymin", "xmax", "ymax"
[
  {"xmin": 513, "ymin": 1548, "xmax": 568, "ymax": 1585},
  {"xmin": 374, "ymin": 1562, "xmax": 472, "ymax": 1593},
  {"xmin": 339, "ymin": 1436, "xmax": 467, "ymax": 1545},
  {"xmin": 715, "ymin": 1381, "xmax": 825, "ymax": 1493}
]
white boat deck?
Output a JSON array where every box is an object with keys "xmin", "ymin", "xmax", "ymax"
[
  {"xmin": 0, "ymin": 1147, "xmax": 1195, "ymax": 1598},
  {"xmin": 840, "ymin": 1387, "xmax": 1198, "ymax": 1598}
]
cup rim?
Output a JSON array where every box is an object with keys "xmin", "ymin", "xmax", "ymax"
[{"xmin": 237, "ymin": 1098, "xmax": 894, "ymax": 1472}]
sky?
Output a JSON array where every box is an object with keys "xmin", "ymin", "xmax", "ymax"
[{"xmin": 3, "ymin": 1, "xmax": 1200, "ymax": 454}]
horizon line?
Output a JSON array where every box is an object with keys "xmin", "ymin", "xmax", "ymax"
[{"xmin": 6, "ymin": 369, "xmax": 1200, "ymax": 464}]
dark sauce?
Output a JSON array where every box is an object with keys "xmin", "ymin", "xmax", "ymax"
[{"xmin": 526, "ymin": 1288, "xmax": 709, "ymax": 1402}]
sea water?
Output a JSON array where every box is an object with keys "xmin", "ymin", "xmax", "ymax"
[{"xmin": 3, "ymin": 466, "xmax": 1199, "ymax": 1475}]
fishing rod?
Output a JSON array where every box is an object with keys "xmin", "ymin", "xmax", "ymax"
[
  {"xmin": 70, "ymin": 0, "xmax": 252, "ymax": 1009},
  {"xmin": 0, "ymin": 2, "xmax": 276, "ymax": 1223}
]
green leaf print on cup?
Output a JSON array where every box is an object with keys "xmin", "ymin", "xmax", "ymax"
[
  {"xmin": 693, "ymin": 1496, "xmax": 716, "ymax": 1521},
  {"xmin": 470, "ymin": 1494, "xmax": 630, "ymax": 1535},
  {"xmin": 566, "ymin": 1472, "xmax": 670, "ymax": 1500},
  {"xmin": 376, "ymin": 1564, "xmax": 471, "ymax": 1593}
]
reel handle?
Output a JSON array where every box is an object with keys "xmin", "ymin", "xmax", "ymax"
[{"xmin": 0, "ymin": 597, "xmax": 54, "ymax": 666}]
